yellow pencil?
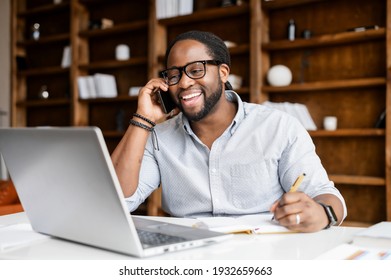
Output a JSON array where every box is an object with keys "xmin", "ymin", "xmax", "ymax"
[
  {"xmin": 289, "ymin": 173, "xmax": 306, "ymax": 192},
  {"xmin": 271, "ymin": 173, "xmax": 306, "ymax": 221}
]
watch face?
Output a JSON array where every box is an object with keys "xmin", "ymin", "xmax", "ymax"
[
  {"xmin": 319, "ymin": 203, "xmax": 337, "ymax": 229},
  {"xmin": 325, "ymin": 205, "xmax": 337, "ymax": 226}
]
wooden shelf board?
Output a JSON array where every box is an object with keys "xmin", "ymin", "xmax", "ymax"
[
  {"xmin": 262, "ymin": 28, "xmax": 385, "ymax": 50},
  {"xmin": 16, "ymin": 98, "xmax": 70, "ymax": 108},
  {"xmin": 79, "ymin": 57, "xmax": 148, "ymax": 70},
  {"xmin": 159, "ymin": 5, "xmax": 249, "ymax": 26},
  {"xmin": 18, "ymin": 33, "xmax": 70, "ymax": 46},
  {"xmin": 79, "ymin": 95, "xmax": 138, "ymax": 104},
  {"xmin": 262, "ymin": 0, "xmax": 326, "ymax": 10},
  {"xmin": 20, "ymin": 66, "xmax": 69, "ymax": 77},
  {"xmin": 329, "ymin": 174, "xmax": 385, "ymax": 186},
  {"xmin": 17, "ymin": 2, "xmax": 69, "ymax": 17},
  {"xmin": 263, "ymin": 77, "xmax": 386, "ymax": 92},
  {"xmin": 79, "ymin": 0, "xmax": 108, "ymax": 5},
  {"xmin": 79, "ymin": 20, "xmax": 148, "ymax": 38},
  {"xmin": 309, "ymin": 129, "xmax": 385, "ymax": 137}
]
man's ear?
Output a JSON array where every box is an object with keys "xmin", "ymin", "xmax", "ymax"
[{"xmin": 219, "ymin": 63, "xmax": 230, "ymax": 83}]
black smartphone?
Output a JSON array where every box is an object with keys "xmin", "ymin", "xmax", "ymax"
[{"xmin": 157, "ymin": 89, "xmax": 177, "ymax": 114}]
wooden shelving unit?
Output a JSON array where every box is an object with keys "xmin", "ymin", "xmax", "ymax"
[
  {"xmin": 11, "ymin": 0, "xmax": 72, "ymax": 128},
  {"xmin": 10, "ymin": 0, "xmax": 391, "ymax": 222},
  {"xmin": 259, "ymin": 0, "xmax": 390, "ymax": 224}
]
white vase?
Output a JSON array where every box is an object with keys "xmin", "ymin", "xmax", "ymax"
[{"xmin": 267, "ymin": 65, "xmax": 292, "ymax": 86}]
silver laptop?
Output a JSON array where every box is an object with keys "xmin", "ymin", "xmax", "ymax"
[{"xmin": 0, "ymin": 127, "xmax": 231, "ymax": 257}]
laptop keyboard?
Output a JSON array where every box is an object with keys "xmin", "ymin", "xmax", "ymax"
[{"xmin": 137, "ymin": 229, "xmax": 187, "ymax": 247}]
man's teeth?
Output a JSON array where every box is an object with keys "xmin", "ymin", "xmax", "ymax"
[{"xmin": 182, "ymin": 92, "xmax": 201, "ymax": 100}]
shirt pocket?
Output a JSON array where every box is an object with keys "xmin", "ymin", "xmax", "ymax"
[{"xmin": 230, "ymin": 160, "xmax": 272, "ymax": 209}]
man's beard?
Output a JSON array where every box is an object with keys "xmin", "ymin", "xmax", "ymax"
[{"xmin": 179, "ymin": 79, "xmax": 223, "ymax": 122}]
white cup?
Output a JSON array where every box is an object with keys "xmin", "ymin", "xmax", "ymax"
[
  {"xmin": 115, "ymin": 44, "xmax": 130, "ymax": 60},
  {"xmin": 323, "ymin": 116, "xmax": 338, "ymax": 130}
]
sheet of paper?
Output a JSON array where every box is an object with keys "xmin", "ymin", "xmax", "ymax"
[{"xmin": 0, "ymin": 223, "xmax": 50, "ymax": 251}]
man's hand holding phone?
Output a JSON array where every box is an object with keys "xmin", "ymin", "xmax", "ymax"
[{"xmin": 136, "ymin": 78, "xmax": 178, "ymax": 124}]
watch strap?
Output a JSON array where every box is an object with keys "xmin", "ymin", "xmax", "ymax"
[{"xmin": 318, "ymin": 202, "xmax": 337, "ymax": 229}]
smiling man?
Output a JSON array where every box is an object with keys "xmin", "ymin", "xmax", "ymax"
[{"xmin": 111, "ymin": 31, "xmax": 347, "ymax": 232}]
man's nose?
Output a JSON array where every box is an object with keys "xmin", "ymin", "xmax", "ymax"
[{"xmin": 177, "ymin": 72, "xmax": 195, "ymax": 89}]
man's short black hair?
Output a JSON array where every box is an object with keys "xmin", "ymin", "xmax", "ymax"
[
  {"xmin": 165, "ymin": 30, "xmax": 231, "ymax": 68},
  {"xmin": 165, "ymin": 30, "xmax": 233, "ymax": 90}
]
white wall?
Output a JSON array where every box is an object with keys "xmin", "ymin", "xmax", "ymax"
[
  {"xmin": 0, "ymin": 0, "xmax": 10, "ymax": 179},
  {"xmin": 0, "ymin": 0, "xmax": 10, "ymax": 128}
]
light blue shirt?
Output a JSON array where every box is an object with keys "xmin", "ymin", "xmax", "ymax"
[{"xmin": 125, "ymin": 91, "xmax": 347, "ymax": 218}]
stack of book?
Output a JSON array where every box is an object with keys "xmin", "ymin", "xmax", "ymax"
[
  {"xmin": 263, "ymin": 101, "xmax": 317, "ymax": 131},
  {"xmin": 156, "ymin": 0, "xmax": 193, "ymax": 19},
  {"xmin": 77, "ymin": 74, "xmax": 118, "ymax": 99}
]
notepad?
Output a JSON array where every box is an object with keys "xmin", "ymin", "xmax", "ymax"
[{"xmin": 192, "ymin": 213, "xmax": 294, "ymax": 234}]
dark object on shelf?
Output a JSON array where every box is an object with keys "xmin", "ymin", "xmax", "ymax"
[
  {"xmin": 221, "ymin": 0, "xmax": 243, "ymax": 6},
  {"xmin": 375, "ymin": 109, "xmax": 386, "ymax": 128},
  {"xmin": 16, "ymin": 56, "xmax": 27, "ymax": 70},
  {"xmin": 302, "ymin": 29, "xmax": 312, "ymax": 39},
  {"xmin": 88, "ymin": 18, "xmax": 114, "ymax": 30}
]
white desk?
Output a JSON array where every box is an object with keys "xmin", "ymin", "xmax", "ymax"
[{"xmin": 0, "ymin": 212, "xmax": 363, "ymax": 260}]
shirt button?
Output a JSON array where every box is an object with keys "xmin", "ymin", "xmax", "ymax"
[{"xmin": 211, "ymin": 168, "xmax": 217, "ymax": 173}]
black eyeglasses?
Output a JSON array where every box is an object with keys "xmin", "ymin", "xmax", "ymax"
[{"xmin": 160, "ymin": 60, "xmax": 221, "ymax": 86}]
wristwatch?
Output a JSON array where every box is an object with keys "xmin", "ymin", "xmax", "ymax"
[{"xmin": 318, "ymin": 202, "xmax": 337, "ymax": 229}]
